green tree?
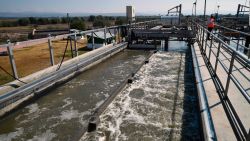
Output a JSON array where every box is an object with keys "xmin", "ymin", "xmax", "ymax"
[
  {"xmin": 88, "ymin": 15, "xmax": 95, "ymax": 22},
  {"xmin": 18, "ymin": 18, "xmax": 30, "ymax": 26},
  {"xmin": 93, "ymin": 20, "xmax": 105, "ymax": 27},
  {"xmin": 37, "ymin": 18, "xmax": 49, "ymax": 25},
  {"xmin": 70, "ymin": 20, "xmax": 86, "ymax": 30},
  {"xmin": 50, "ymin": 18, "xmax": 60, "ymax": 24},
  {"xmin": 29, "ymin": 17, "xmax": 37, "ymax": 24}
]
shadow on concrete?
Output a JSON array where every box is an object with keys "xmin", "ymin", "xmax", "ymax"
[{"xmin": 168, "ymin": 47, "xmax": 202, "ymax": 141}]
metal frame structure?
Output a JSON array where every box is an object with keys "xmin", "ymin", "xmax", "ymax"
[
  {"xmin": 236, "ymin": 4, "xmax": 250, "ymax": 23},
  {"xmin": 0, "ymin": 20, "xmax": 157, "ymax": 82},
  {"xmin": 168, "ymin": 4, "xmax": 182, "ymax": 25},
  {"xmin": 192, "ymin": 21, "xmax": 250, "ymax": 141}
]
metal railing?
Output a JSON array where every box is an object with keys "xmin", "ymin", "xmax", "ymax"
[
  {"xmin": 192, "ymin": 21, "xmax": 250, "ymax": 141},
  {"xmin": 0, "ymin": 20, "xmax": 158, "ymax": 82}
]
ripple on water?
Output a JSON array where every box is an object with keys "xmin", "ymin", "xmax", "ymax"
[
  {"xmin": 27, "ymin": 130, "xmax": 56, "ymax": 141},
  {"xmin": 0, "ymin": 128, "xmax": 23, "ymax": 141}
]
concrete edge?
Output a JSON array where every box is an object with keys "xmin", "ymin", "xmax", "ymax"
[
  {"xmin": 0, "ymin": 43, "xmax": 127, "ymax": 117},
  {"xmin": 191, "ymin": 45, "xmax": 217, "ymax": 141}
]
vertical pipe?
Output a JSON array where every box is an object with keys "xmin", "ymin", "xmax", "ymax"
[
  {"xmin": 195, "ymin": 1, "xmax": 197, "ymax": 18},
  {"xmin": 74, "ymin": 32, "xmax": 78, "ymax": 57},
  {"xmin": 69, "ymin": 36, "xmax": 73, "ymax": 58},
  {"xmin": 92, "ymin": 32, "xmax": 95, "ymax": 50},
  {"xmin": 104, "ymin": 27, "xmax": 107, "ymax": 45},
  {"xmin": 179, "ymin": 4, "xmax": 182, "ymax": 25},
  {"xmin": 48, "ymin": 35, "xmax": 55, "ymax": 66},
  {"xmin": 117, "ymin": 27, "xmax": 120, "ymax": 43},
  {"xmin": 165, "ymin": 38, "xmax": 169, "ymax": 51},
  {"xmin": 6, "ymin": 40, "xmax": 18, "ymax": 79}
]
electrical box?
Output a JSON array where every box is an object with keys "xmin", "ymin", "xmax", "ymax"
[{"xmin": 126, "ymin": 6, "xmax": 135, "ymax": 22}]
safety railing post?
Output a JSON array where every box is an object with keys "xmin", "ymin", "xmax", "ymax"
[
  {"xmin": 214, "ymin": 42, "xmax": 221, "ymax": 73},
  {"xmin": 201, "ymin": 28, "xmax": 205, "ymax": 53},
  {"xmin": 92, "ymin": 32, "xmax": 95, "ymax": 50},
  {"xmin": 74, "ymin": 32, "xmax": 78, "ymax": 57},
  {"xmin": 208, "ymin": 35, "xmax": 214, "ymax": 61},
  {"xmin": 204, "ymin": 33, "xmax": 208, "ymax": 54},
  {"xmin": 6, "ymin": 40, "xmax": 18, "ymax": 79},
  {"xmin": 224, "ymin": 51, "xmax": 236, "ymax": 97},
  {"xmin": 48, "ymin": 34, "xmax": 55, "ymax": 66}
]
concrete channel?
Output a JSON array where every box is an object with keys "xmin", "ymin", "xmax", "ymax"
[
  {"xmin": 0, "ymin": 41, "xmax": 203, "ymax": 141},
  {"xmin": 0, "ymin": 46, "xmax": 152, "ymax": 140}
]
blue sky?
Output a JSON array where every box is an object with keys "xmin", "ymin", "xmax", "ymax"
[{"xmin": 0, "ymin": 0, "xmax": 248, "ymax": 15}]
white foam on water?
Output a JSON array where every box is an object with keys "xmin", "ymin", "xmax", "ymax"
[
  {"xmin": 81, "ymin": 52, "xmax": 195, "ymax": 140},
  {"xmin": 27, "ymin": 130, "xmax": 56, "ymax": 141},
  {"xmin": 26, "ymin": 103, "xmax": 39, "ymax": 114},
  {"xmin": 0, "ymin": 128, "xmax": 23, "ymax": 141},
  {"xmin": 95, "ymin": 100, "xmax": 105, "ymax": 109},
  {"xmin": 60, "ymin": 108, "xmax": 79, "ymax": 121},
  {"xmin": 62, "ymin": 98, "xmax": 73, "ymax": 108}
]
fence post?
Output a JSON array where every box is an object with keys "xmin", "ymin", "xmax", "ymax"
[
  {"xmin": 6, "ymin": 40, "xmax": 18, "ymax": 79},
  {"xmin": 48, "ymin": 34, "xmax": 55, "ymax": 66},
  {"xmin": 74, "ymin": 32, "xmax": 78, "ymax": 57},
  {"xmin": 92, "ymin": 32, "xmax": 95, "ymax": 50}
]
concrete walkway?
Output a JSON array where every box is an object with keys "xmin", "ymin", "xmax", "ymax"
[{"xmin": 193, "ymin": 42, "xmax": 250, "ymax": 140}]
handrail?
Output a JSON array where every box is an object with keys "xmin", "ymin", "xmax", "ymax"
[
  {"xmin": 191, "ymin": 46, "xmax": 217, "ymax": 141},
  {"xmin": 215, "ymin": 24, "xmax": 250, "ymax": 37},
  {"xmin": 192, "ymin": 20, "xmax": 250, "ymax": 140},
  {"xmin": 0, "ymin": 20, "xmax": 158, "ymax": 49}
]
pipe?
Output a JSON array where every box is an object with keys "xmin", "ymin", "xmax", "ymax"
[{"xmin": 191, "ymin": 46, "xmax": 217, "ymax": 141}]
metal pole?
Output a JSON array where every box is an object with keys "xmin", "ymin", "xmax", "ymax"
[
  {"xmin": 67, "ymin": 13, "xmax": 70, "ymax": 33},
  {"xmin": 214, "ymin": 42, "xmax": 221, "ymax": 73},
  {"xmin": 117, "ymin": 27, "xmax": 120, "ymax": 43},
  {"xmin": 179, "ymin": 4, "xmax": 182, "ymax": 25},
  {"xmin": 201, "ymin": 0, "xmax": 207, "ymax": 52},
  {"xmin": 104, "ymin": 26, "xmax": 107, "ymax": 45},
  {"xmin": 69, "ymin": 36, "xmax": 73, "ymax": 58},
  {"xmin": 74, "ymin": 32, "xmax": 78, "ymax": 56},
  {"xmin": 92, "ymin": 32, "xmax": 95, "ymax": 50},
  {"xmin": 194, "ymin": 1, "xmax": 197, "ymax": 17},
  {"xmin": 224, "ymin": 52, "xmax": 236, "ymax": 97},
  {"xmin": 48, "ymin": 34, "xmax": 55, "ymax": 66},
  {"xmin": 6, "ymin": 40, "xmax": 18, "ymax": 79}
]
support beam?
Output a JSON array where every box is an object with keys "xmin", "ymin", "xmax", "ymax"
[{"xmin": 165, "ymin": 38, "xmax": 169, "ymax": 51}]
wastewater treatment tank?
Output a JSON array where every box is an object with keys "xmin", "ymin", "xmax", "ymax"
[{"xmin": 0, "ymin": 41, "xmax": 201, "ymax": 141}]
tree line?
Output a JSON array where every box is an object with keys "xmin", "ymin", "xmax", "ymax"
[{"xmin": 0, "ymin": 15, "xmax": 127, "ymax": 30}]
